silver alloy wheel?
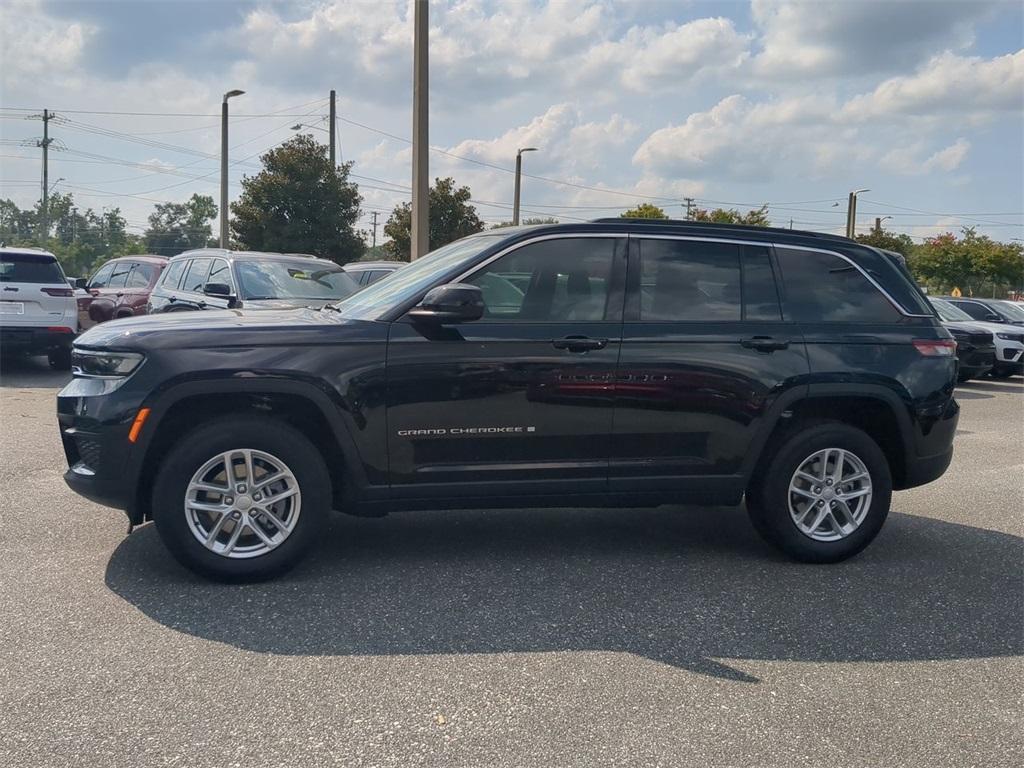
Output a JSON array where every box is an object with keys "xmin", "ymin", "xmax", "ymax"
[
  {"xmin": 184, "ymin": 449, "xmax": 301, "ymax": 559},
  {"xmin": 787, "ymin": 447, "xmax": 873, "ymax": 542}
]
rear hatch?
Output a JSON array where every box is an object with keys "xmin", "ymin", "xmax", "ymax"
[{"xmin": 0, "ymin": 251, "xmax": 74, "ymax": 327}]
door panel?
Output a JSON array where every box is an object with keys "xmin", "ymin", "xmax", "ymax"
[
  {"xmin": 386, "ymin": 236, "xmax": 626, "ymax": 497},
  {"xmin": 610, "ymin": 238, "xmax": 809, "ymax": 489}
]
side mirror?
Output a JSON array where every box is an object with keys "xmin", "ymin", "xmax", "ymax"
[
  {"xmin": 203, "ymin": 282, "xmax": 234, "ymax": 298},
  {"xmin": 407, "ymin": 283, "xmax": 484, "ymax": 324},
  {"xmin": 73, "ymin": 277, "xmax": 88, "ymax": 289}
]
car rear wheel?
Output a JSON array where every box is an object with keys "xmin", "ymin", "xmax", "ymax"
[
  {"xmin": 152, "ymin": 416, "xmax": 330, "ymax": 581},
  {"xmin": 746, "ymin": 422, "xmax": 892, "ymax": 563}
]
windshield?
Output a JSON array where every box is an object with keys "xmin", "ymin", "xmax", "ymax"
[
  {"xmin": 993, "ymin": 300, "xmax": 1024, "ymax": 320},
  {"xmin": 236, "ymin": 259, "xmax": 360, "ymax": 301},
  {"xmin": 332, "ymin": 234, "xmax": 505, "ymax": 320},
  {"xmin": 930, "ymin": 298, "xmax": 974, "ymax": 322},
  {"xmin": 0, "ymin": 253, "xmax": 65, "ymax": 284}
]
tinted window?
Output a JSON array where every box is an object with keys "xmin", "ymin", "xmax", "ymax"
[
  {"xmin": 126, "ymin": 263, "xmax": 155, "ymax": 288},
  {"xmin": 930, "ymin": 298, "xmax": 973, "ymax": 322},
  {"xmin": 949, "ymin": 300, "xmax": 992, "ymax": 321},
  {"xmin": 107, "ymin": 261, "xmax": 132, "ymax": 289},
  {"xmin": 160, "ymin": 259, "xmax": 187, "ymax": 290},
  {"xmin": 465, "ymin": 238, "xmax": 618, "ymax": 322},
  {"xmin": 236, "ymin": 260, "xmax": 359, "ymax": 301},
  {"xmin": 365, "ymin": 270, "xmax": 390, "ymax": 285},
  {"xmin": 208, "ymin": 258, "xmax": 234, "ymax": 293},
  {"xmin": 87, "ymin": 262, "xmax": 115, "ymax": 288},
  {"xmin": 181, "ymin": 258, "xmax": 213, "ymax": 293},
  {"xmin": 0, "ymin": 253, "xmax": 64, "ymax": 284},
  {"xmin": 775, "ymin": 248, "xmax": 901, "ymax": 323},
  {"xmin": 742, "ymin": 245, "xmax": 782, "ymax": 321},
  {"xmin": 638, "ymin": 239, "xmax": 740, "ymax": 322}
]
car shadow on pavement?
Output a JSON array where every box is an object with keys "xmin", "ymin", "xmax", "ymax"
[
  {"xmin": 104, "ymin": 504, "xmax": 1023, "ymax": 683},
  {"xmin": 0, "ymin": 353, "xmax": 71, "ymax": 389},
  {"xmin": 957, "ymin": 379, "xmax": 1023, "ymax": 394}
]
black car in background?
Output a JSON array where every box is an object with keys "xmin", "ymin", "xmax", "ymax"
[
  {"xmin": 928, "ymin": 299, "xmax": 996, "ymax": 382},
  {"xmin": 60, "ymin": 220, "xmax": 959, "ymax": 581},
  {"xmin": 147, "ymin": 249, "xmax": 360, "ymax": 313},
  {"xmin": 341, "ymin": 260, "xmax": 402, "ymax": 288}
]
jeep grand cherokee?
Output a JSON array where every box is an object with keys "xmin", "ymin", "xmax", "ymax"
[{"xmin": 57, "ymin": 220, "xmax": 959, "ymax": 581}]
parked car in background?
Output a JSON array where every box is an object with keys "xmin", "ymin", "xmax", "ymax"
[
  {"xmin": 148, "ymin": 249, "xmax": 361, "ymax": 313},
  {"xmin": 59, "ymin": 219, "xmax": 960, "ymax": 580},
  {"xmin": 943, "ymin": 296, "xmax": 1024, "ymax": 327},
  {"xmin": 341, "ymin": 260, "xmax": 402, "ymax": 288},
  {"xmin": 931, "ymin": 298, "xmax": 1023, "ymax": 378},
  {"xmin": 0, "ymin": 247, "xmax": 77, "ymax": 368},
  {"xmin": 927, "ymin": 298, "xmax": 996, "ymax": 382},
  {"xmin": 76, "ymin": 255, "xmax": 168, "ymax": 332}
]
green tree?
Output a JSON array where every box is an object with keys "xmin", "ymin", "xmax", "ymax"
[
  {"xmin": 692, "ymin": 204, "xmax": 771, "ymax": 226},
  {"xmin": 231, "ymin": 134, "xmax": 364, "ymax": 264},
  {"xmin": 490, "ymin": 217, "xmax": 559, "ymax": 229},
  {"xmin": 855, "ymin": 228, "xmax": 916, "ymax": 257},
  {"xmin": 144, "ymin": 194, "xmax": 218, "ymax": 256},
  {"xmin": 621, "ymin": 203, "xmax": 669, "ymax": 219},
  {"xmin": 911, "ymin": 227, "xmax": 1024, "ymax": 296},
  {"xmin": 383, "ymin": 177, "xmax": 483, "ymax": 261}
]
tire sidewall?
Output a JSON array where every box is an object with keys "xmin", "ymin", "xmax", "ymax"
[
  {"xmin": 751, "ymin": 423, "xmax": 893, "ymax": 563},
  {"xmin": 153, "ymin": 417, "xmax": 330, "ymax": 581}
]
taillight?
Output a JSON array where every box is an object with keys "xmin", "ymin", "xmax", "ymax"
[
  {"xmin": 41, "ymin": 287, "xmax": 73, "ymax": 297},
  {"xmin": 913, "ymin": 339, "xmax": 957, "ymax": 357}
]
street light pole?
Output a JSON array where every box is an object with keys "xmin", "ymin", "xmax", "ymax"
[
  {"xmin": 874, "ymin": 215, "xmax": 893, "ymax": 234},
  {"xmin": 846, "ymin": 188, "xmax": 869, "ymax": 238},
  {"xmin": 220, "ymin": 89, "xmax": 245, "ymax": 248},
  {"xmin": 411, "ymin": 0, "xmax": 429, "ymax": 260},
  {"xmin": 512, "ymin": 147, "xmax": 537, "ymax": 226}
]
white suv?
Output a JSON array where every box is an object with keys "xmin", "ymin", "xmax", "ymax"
[
  {"xmin": 930, "ymin": 298, "xmax": 1023, "ymax": 378},
  {"xmin": 0, "ymin": 247, "xmax": 77, "ymax": 369}
]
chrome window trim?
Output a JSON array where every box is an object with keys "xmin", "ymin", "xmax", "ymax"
[{"xmin": 452, "ymin": 232, "xmax": 627, "ymax": 283}]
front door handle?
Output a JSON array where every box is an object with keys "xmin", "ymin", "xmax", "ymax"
[
  {"xmin": 741, "ymin": 336, "xmax": 790, "ymax": 352},
  {"xmin": 552, "ymin": 335, "xmax": 608, "ymax": 352}
]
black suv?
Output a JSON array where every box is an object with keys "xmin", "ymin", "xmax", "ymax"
[
  {"xmin": 58, "ymin": 221, "xmax": 959, "ymax": 580},
  {"xmin": 147, "ymin": 249, "xmax": 361, "ymax": 313}
]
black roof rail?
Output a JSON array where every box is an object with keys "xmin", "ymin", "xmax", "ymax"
[{"xmin": 590, "ymin": 217, "xmax": 851, "ymax": 242}]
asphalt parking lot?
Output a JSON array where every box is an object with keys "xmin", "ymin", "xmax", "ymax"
[{"xmin": 0, "ymin": 354, "xmax": 1021, "ymax": 768}]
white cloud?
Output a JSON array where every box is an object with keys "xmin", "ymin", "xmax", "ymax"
[
  {"xmin": 843, "ymin": 50, "xmax": 1024, "ymax": 119},
  {"xmin": 880, "ymin": 139, "xmax": 971, "ymax": 175},
  {"xmin": 750, "ymin": 0, "xmax": 998, "ymax": 78},
  {"xmin": 0, "ymin": 0, "xmax": 94, "ymax": 86}
]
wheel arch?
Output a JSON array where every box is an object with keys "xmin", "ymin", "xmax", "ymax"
[{"xmin": 130, "ymin": 379, "xmax": 366, "ymax": 524}]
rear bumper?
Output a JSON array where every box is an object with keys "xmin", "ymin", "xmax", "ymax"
[
  {"xmin": 899, "ymin": 396, "xmax": 959, "ymax": 490},
  {"xmin": 1, "ymin": 325, "xmax": 75, "ymax": 353}
]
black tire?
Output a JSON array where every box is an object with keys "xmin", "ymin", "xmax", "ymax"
[
  {"xmin": 990, "ymin": 367, "xmax": 1016, "ymax": 379},
  {"xmin": 746, "ymin": 422, "xmax": 892, "ymax": 563},
  {"xmin": 957, "ymin": 371, "xmax": 971, "ymax": 383},
  {"xmin": 152, "ymin": 415, "xmax": 331, "ymax": 582},
  {"xmin": 48, "ymin": 346, "xmax": 72, "ymax": 370}
]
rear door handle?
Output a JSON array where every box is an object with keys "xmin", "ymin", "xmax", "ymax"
[
  {"xmin": 552, "ymin": 335, "xmax": 608, "ymax": 352},
  {"xmin": 741, "ymin": 336, "xmax": 790, "ymax": 352}
]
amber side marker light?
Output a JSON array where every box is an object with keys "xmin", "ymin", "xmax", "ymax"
[{"xmin": 128, "ymin": 408, "xmax": 151, "ymax": 443}]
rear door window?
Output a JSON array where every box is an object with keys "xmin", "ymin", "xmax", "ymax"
[
  {"xmin": 126, "ymin": 263, "xmax": 156, "ymax": 289},
  {"xmin": 0, "ymin": 253, "xmax": 65, "ymax": 284},
  {"xmin": 741, "ymin": 245, "xmax": 782, "ymax": 321},
  {"xmin": 160, "ymin": 259, "xmax": 188, "ymax": 290},
  {"xmin": 775, "ymin": 248, "xmax": 901, "ymax": 323},
  {"xmin": 181, "ymin": 258, "xmax": 213, "ymax": 293},
  {"xmin": 637, "ymin": 239, "xmax": 741, "ymax": 322}
]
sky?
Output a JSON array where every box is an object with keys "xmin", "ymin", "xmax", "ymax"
[{"xmin": 0, "ymin": 0, "xmax": 1022, "ymax": 244}]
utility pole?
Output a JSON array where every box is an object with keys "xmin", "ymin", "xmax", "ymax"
[
  {"xmin": 845, "ymin": 188, "xmax": 869, "ymax": 238},
  {"xmin": 220, "ymin": 89, "xmax": 245, "ymax": 248},
  {"xmin": 683, "ymin": 197, "xmax": 695, "ymax": 220},
  {"xmin": 370, "ymin": 211, "xmax": 379, "ymax": 249},
  {"xmin": 329, "ymin": 89, "xmax": 336, "ymax": 167},
  {"xmin": 411, "ymin": 0, "xmax": 429, "ymax": 259},
  {"xmin": 35, "ymin": 109, "xmax": 54, "ymax": 243},
  {"xmin": 512, "ymin": 147, "xmax": 537, "ymax": 226}
]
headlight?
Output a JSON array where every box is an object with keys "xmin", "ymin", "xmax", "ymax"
[
  {"xmin": 72, "ymin": 348, "xmax": 145, "ymax": 378},
  {"xmin": 996, "ymin": 333, "xmax": 1024, "ymax": 342}
]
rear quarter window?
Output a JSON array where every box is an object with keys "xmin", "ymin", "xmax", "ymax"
[
  {"xmin": 775, "ymin": 248, "xmax": 902, "ymax": 323},
  {"xmin": 0, "ymin": 253, "xmax": 65, "ymax": 284}
]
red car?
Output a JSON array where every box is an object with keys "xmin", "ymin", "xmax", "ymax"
[{"xmin": 76, "ymin": 255, "xmax": 168, "ymax": 331}]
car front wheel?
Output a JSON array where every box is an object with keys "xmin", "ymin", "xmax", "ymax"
[
  {"xmin": 746, "ymin": 422, "xmax": 892, "ymax": 563},
  {"xmin": 152, "ymin": 416, "xmax": 330, "ymax": 581}
]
